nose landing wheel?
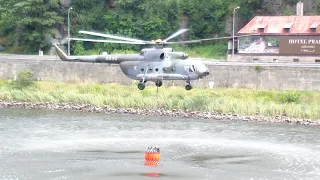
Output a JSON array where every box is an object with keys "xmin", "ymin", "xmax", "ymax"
[
  {"xmin": 138, "ymin": 81, "xmax": 146, "ymax": 90},
  {"xmin": 185, "ymin": 81, "xmax": 192, "ymax": 91}
]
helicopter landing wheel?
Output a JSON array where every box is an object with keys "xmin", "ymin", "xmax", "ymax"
[
  {"xmin": 185, "ymin": 81, "xmax": 192, "ymax": 91},
  {"xmin": 185, "ymin": 84, "xmax": 192, "ymax": 91},
  {"xmin": 138, "ymin": 82, "xmax": 146, "ymax": 90},
  {"xmin": 155, "ymin": 80, "xmax": 163, "ymax": 87}
]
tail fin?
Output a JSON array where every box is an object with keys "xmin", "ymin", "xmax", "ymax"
[{"xmin": 53, "ymin": 44, "xmax": 69, "ymax": 61}]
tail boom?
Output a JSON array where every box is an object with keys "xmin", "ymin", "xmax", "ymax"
[{"xmin": 53, "ymin": 44, "xmax": 139, "ymax": 64}]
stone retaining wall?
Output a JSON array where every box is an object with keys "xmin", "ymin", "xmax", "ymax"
[{"xmin": 1, "ymin": 58, "xmax": 320, "ymax": 91}]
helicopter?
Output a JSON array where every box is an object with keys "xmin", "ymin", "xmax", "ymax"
[{"xmin": 53, "ymin": 29, "xmax": 237, "ymax": 90}]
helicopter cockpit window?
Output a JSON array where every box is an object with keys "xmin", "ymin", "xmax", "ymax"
[{"xmin": 189, "ymin": 65, "xmax": 196, "ymax": 72}]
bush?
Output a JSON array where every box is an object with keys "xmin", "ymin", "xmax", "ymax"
[
  {"xmin": 0, "ymin": 80, "xmax": 7, "ymax": 86},
  {"xmin": 255, "ymin": 65, "xmax": 262, "ymax": 72},
  {"xmin": 279, "ymin": 91, "xmax": 301, "ymax": 103},
  {"xmin": 73, "ymin": 41, "xmax": 85, "ymax": 55},
  {"xmin": 11, "ymin": 69, "xmax": 35, "ymax": 89}
]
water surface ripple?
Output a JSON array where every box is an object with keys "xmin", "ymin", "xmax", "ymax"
[{"xmin": 0, "ymin": 108, "xmax": 320, "ymax": 180}]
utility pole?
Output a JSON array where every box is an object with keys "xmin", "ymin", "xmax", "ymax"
[
  {"xmin": 68, "ymin": 7, "xmax": 73, "ymax": 56},
  {"xmin": 233, "ymin": 6, "xmax": 240, "ymax": 61}
]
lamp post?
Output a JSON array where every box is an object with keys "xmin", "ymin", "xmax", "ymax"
[
  {"xmin": 68, "ymin": 7, "xmax": 73, "ymax": 56},
  {"xmin": 232, "ymin": 6, "xmax": 240, "ymax": 61}
]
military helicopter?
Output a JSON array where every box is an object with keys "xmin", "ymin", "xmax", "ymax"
[{"xmin": 53, "ymin": 29, "xmax": 232, "ymax": 90}]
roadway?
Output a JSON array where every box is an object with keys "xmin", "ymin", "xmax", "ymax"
[{"xmin": 1, "ymin": 54, "xmax": 320, "ymax": 68}]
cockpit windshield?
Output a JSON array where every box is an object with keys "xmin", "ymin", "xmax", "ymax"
[{"xmin": 189, "ymin": 65, "xmax": 196, "ymax": 72}]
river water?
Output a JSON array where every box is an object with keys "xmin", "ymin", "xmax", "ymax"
[{"xmin": 0, "ymin": 108, "xmax": 320, "ymax": 180}]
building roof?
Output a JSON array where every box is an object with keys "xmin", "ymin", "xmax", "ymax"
[{"xmin": 238, "ymin": 16, "xmax": 320, "ymax": 35}]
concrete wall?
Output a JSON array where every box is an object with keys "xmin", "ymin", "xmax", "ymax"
[
  {"xmin": 1, "ymin": 58, "xmax": 320, "ymax": 91},
  {"xmin": 209, "ymin": 63, "xmax": 320, "ymax": 91},
  {"xmin": 233, "ymin": 54, "xmax": 320, "ymax": 63}
]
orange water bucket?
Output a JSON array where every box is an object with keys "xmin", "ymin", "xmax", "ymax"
[{"xmin": 144, "ymin": 147, "xmax": 160, "ymax": 166}]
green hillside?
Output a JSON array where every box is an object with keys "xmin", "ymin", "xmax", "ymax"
[{"xmin": 0, "ymin": 0, "xmax": 316, "ymax": 58}]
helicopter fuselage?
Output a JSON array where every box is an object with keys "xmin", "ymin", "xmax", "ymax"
[
  {"xmin": 119, "ymin": 58, "xmax": 207, "ymax": 81},
  {"xmin": 53, "ymin": 44, "xmax": 209, "ymax": 90}
]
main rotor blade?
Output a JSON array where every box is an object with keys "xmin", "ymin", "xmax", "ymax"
[
  {"xmin": 165, "ymin": 34, "xmax": 260, "ymax": 44},
  {"xmin": 69, "ymin": 38, "xmax": 146, "ymax": 44},
  {"xmin": 79, "ymin": 31, "xmax": 150, "ymax": 43},
  {"xmin": 164, "ymin": 29, "xmax": 189, "ymax": 42}
]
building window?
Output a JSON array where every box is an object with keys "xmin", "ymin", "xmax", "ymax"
[
  {"xmin": 258, "ymin": 28, "xmax": 264, "ymax": 33},
  {"xmin": 284, "ymin": 28, "xmax": 290, "ymax": 33},
  {"xmin": 310, "ymin": 28, "xmax": 317, "ymax": 32}
]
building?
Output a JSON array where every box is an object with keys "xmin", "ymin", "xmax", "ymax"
[
  {"xmin": 237, "ymin": 16, "xmax": 320, "ymax": 56},
  {"xmin": 235, "ymin": 1, "xmax": 320, "ymax": 59}
]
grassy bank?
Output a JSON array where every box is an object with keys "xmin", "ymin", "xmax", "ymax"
[{"xmin": 0, "ymin": 81, "xmax": 319, "ymax": 120}]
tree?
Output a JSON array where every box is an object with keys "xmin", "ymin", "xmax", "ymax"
[
  {"xmin": 0, "ymin": 0, "xmax": 19, "ymax": 47},
  {"xmin": 0, "ymin": 0, "xmax": 265, "ymax": 54},
  {"xmin": 10, "ymin": 0, "xmax": 63, "ymax": 53},
  {"xmin": 236, "ymin": 0, "xmax": 262, "ymax": 22}
]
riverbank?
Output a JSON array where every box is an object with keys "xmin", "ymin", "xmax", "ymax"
[
  {"xmin": 1, "ymin": 81, "xmax": 320, "ymax": 123},
  {"xmin": 1, "ymin": 100, "xmax": 319, "ymax": 126}
]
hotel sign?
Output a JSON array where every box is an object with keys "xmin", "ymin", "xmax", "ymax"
[{"xmin": 279, "ymin": 36, "xmax": 320, "ymax": 55}]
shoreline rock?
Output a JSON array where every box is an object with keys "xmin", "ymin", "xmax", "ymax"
[{"xmin": 0, "ymin": 100, "xmax": 319, "ymax": 126}]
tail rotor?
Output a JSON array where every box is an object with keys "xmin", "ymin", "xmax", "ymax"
[{"xmin": 45, "ymin": 34, "xmax": 68, "ymax": 55}]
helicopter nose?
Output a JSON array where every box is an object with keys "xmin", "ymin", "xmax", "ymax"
[
  {"xmin": 199, "ymin": 69, "xmax": 209, "ymax": 77},
  {"xmin": 202, "ymin": 66, "xmax": 209, "ymax": 76},
  {"xmin": 203, "ymin": 70, "xmax": 209, "ymax": 76},
  {"xmin": 195, "ymin": 64, "xmax": 209, "ymax": 77}
]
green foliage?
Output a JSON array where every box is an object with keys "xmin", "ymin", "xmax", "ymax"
[
  {"xmin": 78, "ymin": 83, "xmax": 106, "ymax": 94},
  {"xmin": 279, "ymin": 91, "xmax": 301, "ymax": 103},
  {"xmin": 315, "ymin": 0, "xmax": 320, "ymax": 15},
  {"xmin": 11, "ymin": 69, "xmax": 35, "ymax": 89},
  {"xmin": 73, "ymin": 41, "xmax": 85, "ymax": 55},
  {"xmin": 0, "ymin": 0, "xmax": 63, "ymax": 53},
  {"xmin": 0, "ymin": 80, "xmax": 7, "ymax": 87},
  {"xmin": 0, "ymin": 0, "xmax": 297, "ymax": 57},
  {"xmin": 283, "ymin": 7, "xmax": 295, "ymax": 16},
  {"xmin": 69, "ymin": 0, "xmax": 233, "ymax": 56},
  {"xmin": 0, "ymin": 82, "xmax": 320, "ymax": 119},
  {"xmin": 172, "ymin": 43, "xmax": 227, "ymax": 59},
  {"xmin": 285, "ymin": 0, "xmax": 300, "ymax": 5},
  {"xmin": 234, "ymin": 0, "xmax": 262, "ymax": 22},
  {"xmin": 255, "ymin": 65, "xmax": 262, "ymax": 72},
  {"xmin": 183, "ymin": 93, "xmax": 211, "ymax": 111}
]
